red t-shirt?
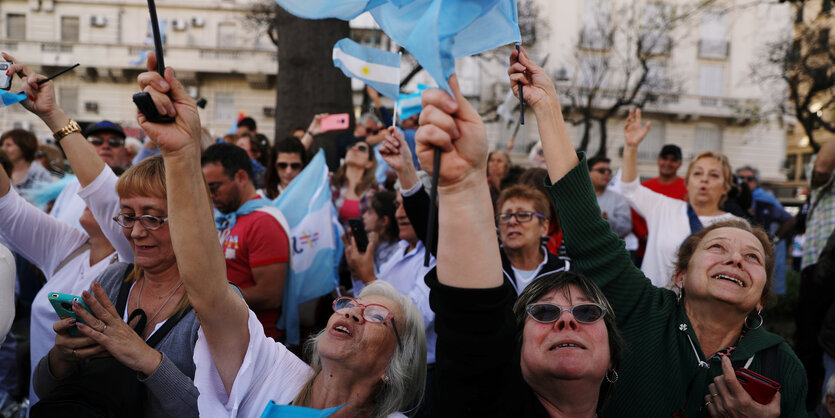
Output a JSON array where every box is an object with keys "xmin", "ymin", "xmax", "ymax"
[
  {"xmin": 632, "ymin": 177, "xmax": 687, "ymax": 256},
  {"xmin": 338, "ymin": 198, "xmax": 361, "ymax": 224},
  {"xmin": 222, "ymin": 209, "xmax": 289, "ymax": 339}
]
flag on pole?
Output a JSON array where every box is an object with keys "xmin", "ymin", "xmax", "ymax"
[
  {"xmin": 0, "ymin": 91, "xmax": 26, "ymax": 108},
  {"xmin": 274, "ymin": 150, "xmax": 343, "ymax": 346},
  {"xmin": 274, "ymin": 0, "xmax": 521, "ymax": 95},
  {"xmin": 397, "ymin": 84, "xmax": 430, "ymax": 120},
  {"xmin": 333, "ymin": 38, "xmax": 401, "ymax": 101}
]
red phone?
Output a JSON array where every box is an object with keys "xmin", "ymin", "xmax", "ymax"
[
  {"xmin": 735, "ymin": 368, "xmax": 780, "ymax": 405},
  {"xmin": 320, "ymin": 113, "xmax": 350, "ymax": 132}
]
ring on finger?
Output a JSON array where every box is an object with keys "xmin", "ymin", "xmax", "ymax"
[
  {"xmin": 711, "ymin": 393, "xmax": 718, "ymax": 398},
  {"xmin": 704, "ymin": 399, "xmax": 712, "ymax": 406},
  {"xmin": 100, "ymin": 323, "xmax": 107, "ymax": 334},
  {"xmin": 72, "ymin": 348, "xmax": 77, "ymax": 359}
]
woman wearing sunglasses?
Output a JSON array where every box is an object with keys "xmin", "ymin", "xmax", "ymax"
[
  {"xmin": 413, "ymin": 75, "xmax": 625, "ymax": 417},
  {"xmin": 133, "ymin": 54, "xmax": 426, "ymax": 417},
  {"xmin": 331, "ymin": 140, "xmax": 379, "ymax": 226},
  {"xmin": 263, "ymin": 136, "xmax": 307, "ymax": 199},
  {"xmin": 509, "ymin": 46, "xmax": 807, "ymax": 416}
]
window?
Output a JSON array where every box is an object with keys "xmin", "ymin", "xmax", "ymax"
[
  {"xmin": 637, "ymin": 120, "xmax": 665, "ymax": 162},
  {"xmin": 580, "ymin": 0, "xmax": 611, "ymax": 50},
  {"xmin": 642, "ymin": 60, "xmax": 668, "ymax": 92},
  {"xmin": 698, "ymin": 11, "xmax": 728, "ymax": 59},
  {"xmin": 218, "ymin": 23, "xmax": 236, "ymax": 48},
  {"xmin": 214, "ymin": 93, "xmax": 235, "ymax": 121},
  {"xmin": 6, "ymin": 14, "xmax": 25, "ymax": 40},
  {"xmin": 59, "ymin": 87, "xmax": 78, "ymax": 116},
  {"xmin": 698, "ymin": 64, "xmax": 724, "ymax": 103},
  {"xmin": 640, "ymin": 3, "xmax": 670, "ymax": 55},
  {"xmin": 61, "ymin": 16, "xmax": 79, "ymax": 42},
  {"xmin": 579, "ymin": 55, "xmax": 608, "ymax": 89},
  {"xmin": 693, "ymin": 124, "xmax": 722, "ymax": 153}
]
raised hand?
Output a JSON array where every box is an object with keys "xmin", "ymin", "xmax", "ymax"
[
  {"xmin": 624, "ymin": 108, "xmax": 651, "ymax": 148},
  {"xmin": 378, "ymin": 127, "xmax": 411, "ymax": 172},
  {"xmin": 342, "ymin": 232, "xmax": 378, "ymax": 284},
  {"xmin": 3, "ymin": 53, "xmax": 64, "ymax": 125},
  {"xmin": 415, "ymin": 75, "xmax": 487, "ymax": 190},
  {"xmin": 307, "ymin": 113, "xmax": 327, "ymax": 136},
  {"xmin": 508, "ymin": 46, "xmax": 558, "ymax": 110},
  {"xmin": 136, "ymin": 53, "xmax": 201, "ymax": 156}
]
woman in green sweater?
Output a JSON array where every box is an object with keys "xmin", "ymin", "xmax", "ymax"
[{"xmin": 509, "ymin": 47, "xmax": 808, "ymax": 417}]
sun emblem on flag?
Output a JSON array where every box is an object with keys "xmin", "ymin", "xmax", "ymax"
[{"xmin": 361, "ymin": 66, "xmax": 370, "ymax": 75}]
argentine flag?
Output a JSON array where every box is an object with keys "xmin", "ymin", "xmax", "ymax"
[
  {"xmin": 274, "ymin": 150, "xmax": 343, "ymax": 346},
  {"xmin": 397, "ymin": 84, "xmax": 430, "ymax": 120},
  {"xmin": 0, "ymin": 91, "xmax": 25, "ymax": 108},
  {"xmin": 332, "ymin": 38, "xmax": 401, "ymax": 101}
]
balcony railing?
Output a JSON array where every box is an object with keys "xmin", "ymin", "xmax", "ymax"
[
  {"xmin": 579, "ymin": 29, "xmax": 612, "ymax": 51},
  {"xmin": 698, "ymin": 39, "xmax": 729, "ymax": 59}
]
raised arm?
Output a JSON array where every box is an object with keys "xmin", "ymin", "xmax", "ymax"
[
  {"xmin": 300, "ymin": 114, "xmax": 325, "ymax": 150},
  {"xmin": 415, "ymin": 75, "xmax": 500, "ymax": 289},
  {"xmin": 136, "ymin": 53, "xmax": 248, "ymax": 393},
  {"xmin": 4, "ymin": 53, "xmax": 104, "ymax": 187},
  {"xmin": 508, "ymin": 47, "xmax": 577, "ymax": 183},
  {"xmin": 812, "ymin": 137, "xmax": 835, "ymax": 189},
  {"xmin": 621, "ymin": 108, "xmax": 652, "ymax": 184}
]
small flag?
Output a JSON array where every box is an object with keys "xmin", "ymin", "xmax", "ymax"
[
  {"xmin": 397, "ymin": 84, "xmax": 430, "ymax": 120},
  {"xmin": 0, "ymin": 91, "xmax": 26, "ymax": 108},
  {"xmin": 130, "ymin": 50, "xmax": 149, "ymax": 66},
  {"xmin": 332, "ymin": 38, "xmax": 401, "ymax": 101}
]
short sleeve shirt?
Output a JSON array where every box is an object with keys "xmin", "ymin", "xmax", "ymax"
[{"xmin": 223, "ymin": 210, "xmax": 289, "ymax": 337}]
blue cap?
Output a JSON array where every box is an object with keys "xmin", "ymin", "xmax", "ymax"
[{"xmin": 83, "ymin": 120, "xmax": 125, "ymax": 139}]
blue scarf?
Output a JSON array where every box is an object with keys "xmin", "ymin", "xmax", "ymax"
[
  {"xmin": 259, "ymin": 402, "xmax": 344, "ymax": 418},
  {"xmin": 215, "ymin": 198, "xmax": 270, "ymax": 231}
]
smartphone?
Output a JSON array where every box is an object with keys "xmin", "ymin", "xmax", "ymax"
[
  {"xmin": 132, "ymin": 0, "xmax": 175, "ymax": 124},
  {"xmin": 48, "ymin": 292, "xmax": 93, "ymax": 337},
  {"xmin": 0, "ymin": 61, "xmax": 11, "ymax": 91},
  {"xmin": 348, "ymin": 218, "xmax": 369, "ymax": 253},
  {"xmin": 735, "ymin": 367, "xmax": 780, "ymax": 405},
  {"xmin": 320, "ymin": 113, "xmax": 350, "ymax": 133}
]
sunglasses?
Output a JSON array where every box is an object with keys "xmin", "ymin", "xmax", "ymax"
[
  {"xmin": 592, "ymin": 168, "xmax": 612, "ymax": 175},
  {"xmin": 113, "ymin": 213, "xmax": 169, "ymax": 231},
  {"xmin": 739, "ymin": 175, "xmax": 756, "ymax": 182},
  {"xmin": 88, "ymin": 137, "xmax": 125, "ymax": 148},
  {"xmin": 496, "ymin": 211, "xmax": 545, "ymax": 224},
  {"xmin": 276, "ymin": 162, "xmax": 303, "ymax": 170},
  {"xmin": 526, "ymin": 303, "xmax": 607, "ymax": 324},
  {"xmin": 352, "ymin": 144, "xmax": 369, "ymax": 152},
  {"xmin": 332, "ymin": 296, "xmax": 402, "ymax": 351}
]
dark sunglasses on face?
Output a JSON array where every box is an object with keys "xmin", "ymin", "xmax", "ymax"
[
  {"xmin": 593, "ymin": 168, "xmax": 612, "ymax": 175},
  {"xmin": 352, "ymin": 144, "xmax": 369, "ymax": 152},
  {"xmin": 739, "ymin": 175, "xmax": 756, "ymax": 182},
  {"xmin": 496, "ymin": 211, "xmax": 545, "ymax": 224},
  {"xmin": 526, "ymin": 303, "xmax": 607, "ymax": 324},
  {"xmin": 88, "ymin": 137, "xmax": 125, "ymax": 148},
  {"xmin": 113, "ymin": 213, "xmax": 169, "ymax": 230},
  {"xmin": 332, "ymin": 296, "xmax": 403, "ymax": 351},
  {"xmin": 276, "ymin": 162, "xmax": 303, "ymax": 170}
]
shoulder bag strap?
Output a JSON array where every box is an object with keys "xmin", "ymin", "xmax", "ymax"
[{"xmin": 145, "ymin": 305, "xmax": 193, "ymax": 348}]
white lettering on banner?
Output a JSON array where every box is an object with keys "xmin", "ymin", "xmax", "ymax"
[{"xmin": 290, "ymin": 206, "xmax": 335, "ymax": 271}]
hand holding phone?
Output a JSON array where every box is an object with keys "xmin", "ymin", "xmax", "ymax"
[
  {"xmin": 0, "ymin": 61, "xmax": 12, "ymax": 91},
  {"xmin": 348, "ymin": 218, "xmax": 369, "ymax": 253},
  {"xmin": 320, "ymin": 113, "xmax": 350, "ymax": 133},
  {"xmin": 735, "ymin": 367, "xmax": 781, "ymax": 405},
  {"xmin": 48, "ymin": 292, "xmax": 93, "ymax": 337}
]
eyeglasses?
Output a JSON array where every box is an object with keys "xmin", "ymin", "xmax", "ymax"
[
  {"xmin": 276, "ymin": 162, "xmax": 302, "ymax": 170},
  {"xmin": 526, "ymin": 303, "xmax": 607, "ymax": 324},
  {"xmin": 88, "ymin": 137, "xmax": 125, "ymax": 148},
  {"xmin": 592, "ymin": 168, "xmax": 612, "ymax": 175},
  {"xmin": 352, "ymin": 144, "xmax": 369, "ymax": 152},
  {"xmin": 332, "ymin": 296, "xmax": 402, "ymax": 351},
  {"xmin": 113, "ymin": 213, "xmax": 169, "ymax": 230},
  {"xmin": 496, "ymin": 211, "xmax": 545, "ymax": 224}
]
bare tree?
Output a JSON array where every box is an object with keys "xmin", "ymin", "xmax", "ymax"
[
  {"xmin": 754, "ymin": 0, "xmax": 834, "ymax": 152},
  {"xmin": 558, "ymin": 1, "xmax": 713, "ymax": 157}
]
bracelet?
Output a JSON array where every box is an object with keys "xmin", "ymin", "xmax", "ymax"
[
  {"xmin": 306, "ymin": 130, "xmax": 314, "ymax": 137},
  {"xmin": 53, "ymin": 119, "xmax": 81, "ymax": 141}
]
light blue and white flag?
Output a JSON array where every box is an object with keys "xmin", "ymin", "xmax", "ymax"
[
  {"xmin": 333, "ymin": 38, "xmax": 401, "ymax": 101},
  {"xmin": 274, "ymin": 0, "xmax": 521, "ymax": 95},
  {"xmin": 397, "ymin": 84, "xmax": 430, "ymax": 120},
  {"xmin": 274, "ymin": 150, "xmax": 343, "ymax": 346},
  {"xmin": 0, "ymin": 91, "xmax": 26, "ymax": 108}
]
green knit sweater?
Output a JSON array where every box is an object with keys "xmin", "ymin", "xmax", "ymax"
[{"xmin": 546, "ymin": 153, "xmax": 808, "ymax": 417}]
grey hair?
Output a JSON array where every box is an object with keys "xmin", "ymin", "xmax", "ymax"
[
  {"xmin": 825, "ymin": 372, "xmax": 835, "ymax": 402},
  {"xmin": 735, "ymin": 165, "xmax": 759, "ymax": 183},
  {"xmin": 358, "ymin": 113, "xmax": 381, "ymax": 126},
  {"xmin": 294, "ymin": 281, "xmax": 427, "ymax": 417}
]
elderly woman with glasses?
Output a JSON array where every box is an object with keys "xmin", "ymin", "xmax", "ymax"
[
  {"xmin": 495, "ymin": 184, "xmax": 569, "ymax": 294},
  {"xmin": 510, "ymin": 46, "xmax": 807, "ymax": 417},
  {"xmin": 134, "ymin": 54, "xmax": 426, "ymax": 418},
  {"xmin": 413, "ymin": 74, "xmax": 625, "ymax": 417}
]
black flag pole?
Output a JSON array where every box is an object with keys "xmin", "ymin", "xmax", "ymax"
[{"xmin": 424, "ymin": 148, "xmax": 440, "ymax": 267}]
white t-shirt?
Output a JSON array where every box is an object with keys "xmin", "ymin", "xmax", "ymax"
[
  {"xmin": 619, "ymin": 176, "xmax": 743, "ymax": 288},
  {"xmin": 0, "ymin": 243, "xmax": 14, "ymax": 346}
]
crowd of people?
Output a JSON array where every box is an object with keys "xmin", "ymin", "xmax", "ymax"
[{"xmin": 0, "ymin": 41, "xmax": 833, "ymax": 418}]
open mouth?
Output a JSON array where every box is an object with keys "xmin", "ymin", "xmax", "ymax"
[
  {"xmin": 712, "ymin": 274, "xmax": 744, "ymax": 287},
  {"xmin": 549, "ymin": 342, "xmax": 585, "ymax": 351},
  {"xmin": 334, "ymin": 325, "xmax": 351, "ymax": 336}
]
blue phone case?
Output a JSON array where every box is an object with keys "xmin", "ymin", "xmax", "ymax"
[{"xmin": 48, "ymin": 292, "xmax": 92, "ymax": 337}]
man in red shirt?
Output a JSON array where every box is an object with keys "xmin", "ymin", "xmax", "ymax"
[
  {"xmin": 632, "ymin": 144, "xmax": 687, "ymax": 264},
  {"xmin": 201, "ymin": 143, "xmax": 290, "ymax": 340}
]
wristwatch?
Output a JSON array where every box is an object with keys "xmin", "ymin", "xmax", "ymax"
[{"xmin": 53, "ymin": 119, "xmax": 81, "ymax": 141}]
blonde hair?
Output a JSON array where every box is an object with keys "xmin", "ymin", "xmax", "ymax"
[{"xmin": 684, "ymin": 151, "xmax": 733, "ymax": 206}]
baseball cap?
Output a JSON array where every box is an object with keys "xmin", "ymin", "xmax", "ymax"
[
  {"xmin": 83, "ymin": 120, "xmax": 126, "ymax": 139},
  {"xmin": 659, "ymin": 144, "xmax": 682, "ymax": 160}
]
